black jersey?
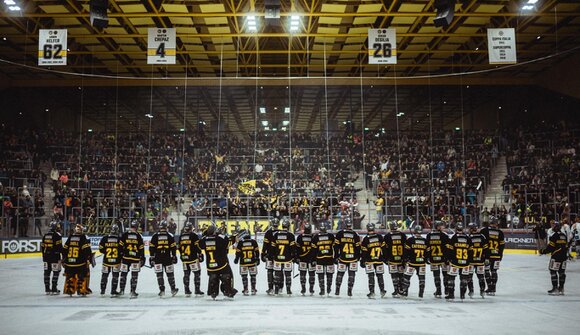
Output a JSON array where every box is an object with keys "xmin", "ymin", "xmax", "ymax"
[
  {"xmin": 178, "ymin": 232, "xmax": 201, "ymax": 263},
  {"xmin": 271, "ymin": 230, "xmax": 297, "ymax": 263},
  {"xmin": 150, "ymin": 231, "xmax": 177, "ymax": 265},
  {"xmin": 312, "ymin": 232, "xmax": 336, "ymax": 265},
  {"xmin": 360, "ymin": 233, "xmax": 385, "ymax": 265},
  {"xmin": 199, "ymin": 234, "xmax": 233, "ymax": 272},
  {"xmin": 119, "ymin": 231, "xmax": 145, "ymax": 263},
  {"xmin": 296, "ymin": 233, "xmax": 315, "ymax": 262},
  {"xmin": 447, "ymin": 233, "xmax": 472, "ymax": 268},
  {"xmin": 404, "ymin": 235, "xmax": 428, "ymax": 266},
  {"xmin": 62, "ymin": 233, "xmax": 92, "ymax": 268},
  {"xmin": 99, "ymin": 234, "xmax": 122, "ymax": 266},
  {"xmin": 235, "ymin": 238, "xmax": 260, "ymax": 266},
  {"xmin": 263, "ymin": 228, "xmax": 278, "ymax": 260},
  {"xmin": 426, "ymin": 230, "xmax": 449, "ymax": 265},
  {"xmin": 334, "ymin": 229, "xmax": 361, "ymax": 263},
  {"xmin": 384, "ymin": 231, "xmax": 407, "ymax": 264},
  {"xmin": 480, "ymin": 227, "xmax": 505, "ymax": 260},
  {"xmin": 41, "ymin": 231, "xmax": 63, "ymax": 263},
  {"xmin": 544, "ymin": 231, "xmax": 569, "ymax": 262},
  {"xmin": 469, "ymin": 233, "xmax": 488, "ymax": 266}
]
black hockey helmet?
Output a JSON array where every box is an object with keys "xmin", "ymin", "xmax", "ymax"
[
  {"xmin": 303, "ymin": 223, "xmax": 312, "ymax": 234},
  {"xmin": 183, "ymin": 222, "xmax": 193, "ymax": 233},
  {"xmin": 205, "ymin": 224, "xmax": 217, "ymax": 236},
  {"xmin": 468, "ymin": 222, "xmax": 478, "ymax": 233},
  {"xmin": 413, "ymin": 225, "xmax": 422, "ymax": 234},
  {"xmin": 110, "ymin": 224, "xmax": 120, "ymax": 235},
  {"xmin": 366, "ymin": 222, "xmax": 375, "ymax": 232},
  {"xmin": 237, "ymin": 229, "xmax": 250, "ymax": 240},
  {"xmin": 489, "ymin": 215, "xmax": 499, "ymax": 226},
  {"xmin": 552, "ymin": 221, "xmax": 561, "ymax": 232},
  {"xmin": 269, "ymin": 217, "xmax": 279, "ymax": 229},
  {"xmin": 281, "ymin": 217, "xmax": 291, "ymax": 230},
  {"xmin": 455, "ymin": 222, "xmax": 464, "ymax": 232},
  {"xmin": 435, "ymin": 221, "xmax": 445, "ymax": 230},
  {"xmin": 319, "ymin": 221, "xmax": 328, "ymax": 233},
  {"xmin": 158, "ymin": 220, "xmax": 168, "ymax": 231},
  {"xmin": 130, "ymin": 220, "xmax": 139, "ymax": 230},
  {"xmin": 389, "ymin": 221, "xmax": 399, "ymax": 231},
  {"xmin": 344, "ymin": 217, "xmax": 353, "ymax": 229},
  {"xmin": 49, "ymin": 220, "xmax": 61, "ymax": 233}
]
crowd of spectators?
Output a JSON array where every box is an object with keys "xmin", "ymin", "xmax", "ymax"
[{"xmin": 1, "ymin": 123, "xmax": 578, "ymax": 237}]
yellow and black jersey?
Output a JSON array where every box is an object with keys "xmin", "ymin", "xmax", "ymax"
[
  {"xmin": 384, "ymin": 231, "xmax": 407, "ymax": 264},
  {"xmin": 99, "ymin": 235, "xmax": 122, "ymax": 266},
  {"xmin": 446, "ymin": 233, "xmax": 472, "ymax": 268},
  {"xmin": 480, "ymin": 227, "xmax": 505, "ymax": 260},
  {"xmin": 271, "ymin": 231, "xmax": 297, "ymax": 263},
  {"xmin": 178, "ymin": 232, "xmax": 201, "ymax": 263},
  {"xmin": 426, "ymin": 231, "xmax": 449, "ymax": 265},
  {"xmin": 199, "ymin": 234, "xmax": 234, "ymax": 272},
  {"xmin": 235, "ymin": 238, "xmax": 260, "ymax": 266},
  {"xmin": 150, "ymin": 232, "xmax": 177, "ymax": 265},
  {"xmin": 262, "ymin": 228, "xmax": 278, "ymax": 260},
  {"xmin": 62, "ymin": 233, "xmax": 92, "ymax": 267},
  {"xmin": 312, "ymin": 232, "xmax": 335, "ymax": 265},
  {"xmin": 360, "ymin": 233, "xmax": 385, "ymax": 264},
  {"xmin": 41, "ymin": 231, "xmax": 63, "ymax": 263},
  {"xmin": 468, "ymin": 233, "xmax": 488, "ymax": 266},
  {"xmin": 404, "ymin": 236, "xmax": 428, "ymax": 266},
  {"xmin": 296, "ymin": 233, "xmax": 315, "ymax": 262},
  {"xmin": 334, "ymin": 229, "xmax": 361, "ymax": 263},
  {"xmin": 120, "ymin": 231, "xmax": 145, "ymax": 262},
  {"xmin": 544, "ymin": 231, "xmax": 569, "ymax": 262}
]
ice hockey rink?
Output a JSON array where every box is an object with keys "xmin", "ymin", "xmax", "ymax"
[{"xmin": 0, "ymin": 253, "xmax": 577, "ymax": 335}]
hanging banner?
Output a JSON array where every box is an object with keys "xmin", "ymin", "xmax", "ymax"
[
  {"xmin": 38, "ymin": 29, "xmax": 67, "ymax": 66},
  {"xmin": 368, "ymin": 28, "xmax": 397, "ymax": 64},
  {"xmin": 147, "ymin": 28, "xmax": 176, "ymax": 64},
  {"xmin": 487, "ymin": 28, "xmax": 517, "ymax": 64}
]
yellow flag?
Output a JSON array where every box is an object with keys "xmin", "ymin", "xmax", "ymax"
[{"xmin": 238, "ymin": 180, "xmax": 257, "ymax": 195}]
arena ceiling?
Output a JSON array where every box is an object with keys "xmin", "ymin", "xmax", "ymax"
[{"xmin": 0, "ymin": 0, "xmax": 579, "ymax": 132}]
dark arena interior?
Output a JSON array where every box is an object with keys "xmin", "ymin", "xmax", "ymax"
[{"xmin": 0, "ymin": 1, "xmax": 579, "ymax": 335}]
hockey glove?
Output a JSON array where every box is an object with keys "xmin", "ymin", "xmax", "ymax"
[
  {"xmin": 199, "ymin": 253, "xmax": 204, "ymax": 263},
  {"xmin": 261, "ymin": 253, "xmax": 267, "ymax": 263},
  {"xmin": 234, "ymin": 256, "xmax": 239, "ymax": 264},
  {"xmin": 539, "ymin": 248, "xmax": 546, "ymax": 255},
  {"xmin": 140, "ymin": 258, "xmax": 145, "ymax": 267},
  {"xmin": 172, "ymin": 255, "xmax": 178, "ymax": 264},
  {"xmin": 360, "ymin": 260, "xmax": 365, "ymax": 268},
  {"xmin": 256, "ymin": 258, "xmax": 261, "ymax": 266},
  {"xmin": 149, "ymin": 256, "xmax": 155, "ymax": 267}
]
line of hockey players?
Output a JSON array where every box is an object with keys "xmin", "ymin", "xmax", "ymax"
[{"xmin": 40, "ymin": 215, "xmax": 570, "ymax": 299}]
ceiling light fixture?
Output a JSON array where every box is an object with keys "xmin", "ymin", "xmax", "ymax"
[
  {"xmin": 290, "ymin": 15, "xmax": 300, "ymax": 32},
  {"xmin": 259, "ymin": 107, "xmax": 266, "ymax": 114},
  {"xmin": 247, "ymin": 15, "xmax": 257, "ymax": 32}
]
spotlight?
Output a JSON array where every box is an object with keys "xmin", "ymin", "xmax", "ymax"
[
  {"xmin": 90, "ymin": 0, "xmax": 109, "ymax": 29},
  {"xmin": 433, "ymin": 0, "xmax": 455, "ymax": 28}
]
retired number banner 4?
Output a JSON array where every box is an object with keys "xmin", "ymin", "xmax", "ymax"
[
  {"xmin": 368, "ymin": 28, "xmax": 397, "ymax": 64},
  {"xmin": 487, "ymin": 28, "xmax": 517, "ymax": 64},
  {"xmin": 38, "ymin": 29, "xmax": 67, "ymax": 66},
  {"xmin": 148, "ymin": 28, "xmax": 176, "ymax": 64}
]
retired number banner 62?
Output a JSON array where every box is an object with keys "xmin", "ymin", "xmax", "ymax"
[{"xmin": 38, "ymin": 29, "xmax": 67, "ymax": 66}]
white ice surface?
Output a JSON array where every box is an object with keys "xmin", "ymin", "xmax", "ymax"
[{"xmin": 0, "ymin": 254, "xmax": 578, "ymax": 335}]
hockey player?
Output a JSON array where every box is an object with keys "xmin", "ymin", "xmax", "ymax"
[
  {"xmin": 41, "ymin": 221, "xmax": 64, "ymax": 295},
  {"xmin": 445, "ymin": 223, "xmax": 472, "ymax": 300},
  {"xmin": 360, "ymin": 223, "xmax": 386, "ymax": 299},
  {"xmin": 261, "ymin": 218, "xmax": 279, "ymax": 295},
  {"xmin": 62, "ymin": 224, "xmax": 92, "ymax": 296},
  {"xmin": 198, "ymin": 224, "xmax": 238, "ymax": 300},
  {"xmin": 270, "ymin": 218, "xmax": 297, "ymax": 295},
  {"xmin": 179, "ymin": 222, "xmax": 204, "ymax": 297},
  {"xmin": 427, "ymin": 221, "xmax": 450, "ymax": 298},
  {"xmin": 400, "ymin": 225, "xmax": 427, "ymax": 298},
  {"xmin": 540, "ymin": 221, "xmax": 569, "ymax": 295},
  {"xmin": 98, "ymin": 224, "xmax": 122, "ymax": 297},
  {"xmin": 384, "ymin": 221, "xmax": 407, "ymax": 297},
  {"xmin": 311, "ymin": 221, "xmax": 336, "ymax": 296},
  {"xmin": 334, "ymin": 217, "xmax": 361, "ymax": 297},
  {"xmin": 296, "ymin": 223, "xmax": 316, "ymax": 296},
  {"xmin": 481, "ymin": 216, "xmax": 505, "ymax": 295},
  {"xmin": 149, "ymin": 220, "xmax": 179, "ymax": 297},
  {"xmin": 234, "ymin": 229, "xmax": 260, "ymax": 295},
  {"xmin": 119, "ymin": 220, "xmax": 145, "ymax": 299},
  {"xmin": 467, "ymin": 223, "xmax": 488, "ymax": 298}
]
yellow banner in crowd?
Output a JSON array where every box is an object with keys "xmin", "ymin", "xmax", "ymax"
[{"xmin": 238, "ymin": 180, "xmax": 257, "ymax": 195}]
